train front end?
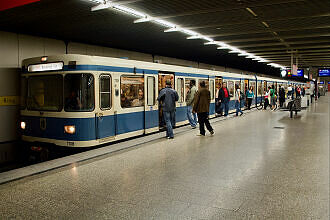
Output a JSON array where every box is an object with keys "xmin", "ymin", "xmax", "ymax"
[{"xmin": 20, "ymin": 55, "xmax": 98, "ymax": 151}]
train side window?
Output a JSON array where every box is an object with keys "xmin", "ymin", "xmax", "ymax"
[
  {"xmin": 227, "ymin": 81, "xmax": 234, "ymax": 97},
  {"xmin": 120, "ymin": 76, "xmax": 144, "ymax": 108},
  {"xmin": 177, "ymin": 78, "xmax": 184, "ymax": 103},
  {"xmin": 100, "ymin": 75, "xmax": 111, "ymax": 110},
  {"xmin": 210, "ymin": 79, "xmax": 214, "ymax": 100},
  {"xmin": 147, "ymin": 76, "xmax": 155, "ymax": 106}
]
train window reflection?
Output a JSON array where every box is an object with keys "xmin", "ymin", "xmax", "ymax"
[
  {"xmin": 177, "ymin": 78, "xmax": 184, "ymax": 103},
  {"xmin": 64, "ymin": 74, "xmax": 94, "ymax": 112},
  {"xmin": 227, "ymin": 81, "xmax": 234, "ymax": 97},
  {"xmin": 147, "ymin": 76, "xmax": 155, "ymax": 106},
  {"xmin": 121, "ymin": 76, "xmax": 144, "ymax": 108},
  {"xmin": 100, "ymin": 75, "xmax": 111, "ymax": 110},
  {"xmin": 27, "ymin": 75, "xmax": 63, "ymax": 111},
  {"xmin": 210, "ymin": 80, "xmax": 214, "ymax": 100}
]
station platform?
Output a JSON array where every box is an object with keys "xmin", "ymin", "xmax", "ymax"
[{"xmin": 0, "ymin": 95, "xmax": 329, "ymax": 219}]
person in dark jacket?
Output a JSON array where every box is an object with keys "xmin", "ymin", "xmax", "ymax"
[
  {"xmin": 157, "ymin": 79, "xmax": 179, "ymax": 139},
  {"xmin": 218, "ymin": 82, "xmax": 230, "ymax": 116},
  {"xmin": 193, "ymin": 81, "xmax": 214, "ymax": 136},
  {"xmin": 279, "ymin": 86, "xmax": 285, "ymax": 107}
]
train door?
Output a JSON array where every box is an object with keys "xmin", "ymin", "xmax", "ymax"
[
  {"xmin": 215, "ymin": 76, "xmax": 222, "ymax": 101},
  {"xmin": 96, "ymin": 74, "xmax": 116, "ymax": 140},
  {"xmin": 144, "ymin": 74, "xmax": 158, "ymax": 134},
  {"xmin": 244, "ymin": 79, "xmax": 249, "ymax": 95},
  {"xmin": 158, "ymin": 72, "xmax": 174, "ymax": 129},
  {"xmin": 175, "ymin": 76, "xmax": 185, "ymax": 126}
]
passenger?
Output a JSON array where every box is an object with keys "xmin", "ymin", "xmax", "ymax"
[
  {"xmin": 270, "ymin": 85, "xmax": 276, "ymax": 110},
  {"xmin": 131, "ymin": 89, "xmax": 144, "ymax": 107},
  {"xmin": 287, "ymin": 84, "xmax": 293, "ymax": 99},
  {"xmin": 121, "ymin": 94, "xmax": 131, "ymax": 108},
  {"xmin": 185, "ymin": 80, "xmax": 197, "ymax": 129},
  {"xmin": 157, "ymin": 79, "xmax": 179, "ymax": 139},
  {"xmin": 264, "ymin": 87, "xmax": 270, "ymax": 110},
  {"xmin": 65, "ymin": 91, "xmax": 82, "ymax": 110},
  {"xmin": 246, "ymin": 86, "xmax": 254, "ymax": 110},
  {"xmin": 218, "ymin": 82, "xmax": 230, "ymax": 116},
  {"xmin": 279, "ymin": 86, "xmax": 286, "ymax": 108},
  {"xmin": 234, "ymin": 85, "xmax": 243, "ymax": 116},
  {"xmin": 193, "ymin": 81, "xmax": 214, "ymax": 136}
]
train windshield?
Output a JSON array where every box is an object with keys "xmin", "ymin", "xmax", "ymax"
[
  {"xmin": 27, "ymin": 75, "xmax": 63, "ymax": 111},
  {"xmin": 64, "ymin": 73, "xmax": 94, "ymax": 112}
]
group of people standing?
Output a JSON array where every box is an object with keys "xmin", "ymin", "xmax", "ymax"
[{"xmin": 157, "ymin": 79, "xmax": 214, "ymax": 139}]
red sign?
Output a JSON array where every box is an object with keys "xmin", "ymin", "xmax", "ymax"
[{"xmin": 0, "ymin": 0, "xmax": 40, "ymax": 12}]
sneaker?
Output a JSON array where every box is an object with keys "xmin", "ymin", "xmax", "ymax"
[
  {"xmin": 167, "ymin": 137, "xmax": 174, "ymax": 139},
  {"xmin": 196, "ymin": 134, "xmax": 205, "ymax": 136},
  {"xmin": 240, "ymin": 112, "xmax": 243, "ymax": 116},
  {"xmin": 191, "ymin": 126, "xmax": 197, "ymax": 129},
  {"xmin": 210, "ymin": 130, "xmax": 214, "ymax": 135}
]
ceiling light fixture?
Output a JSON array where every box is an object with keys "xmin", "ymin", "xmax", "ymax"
[
  {"xmin": 262, "ymin": 21, "xmax": 269, "ymax": 28},
  {"xmin": 246, "ymin": 8, "xmax": 258, "ymax": 17},
  {"xmin": 86, "ymin": 0, "xmax": 284, "ymax": 69}
]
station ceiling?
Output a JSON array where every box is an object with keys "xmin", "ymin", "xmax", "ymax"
[{"xmin": 1, "ymin": 0, "xmax": 330, "ymax": 77}]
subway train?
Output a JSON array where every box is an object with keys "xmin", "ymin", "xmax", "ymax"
[{"xmin": 20, "ymin": 54, "xmax": 306, "ymax": 150}]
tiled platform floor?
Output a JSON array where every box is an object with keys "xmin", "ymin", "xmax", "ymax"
[{"xmin": 0, "ymin": 94, "xmax": 329, "ymax": 219}]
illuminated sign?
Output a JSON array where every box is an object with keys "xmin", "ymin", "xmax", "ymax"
[
  {"xmin": 318, "ymin": 69, "xmax": 330, "ymax": 77},
  {"xmin": 28, "ymin": 62, "xmax": 63, "ymax": 72},
  {"xmin": 287, "ymin": 69, "xmax": 304, "ymax": 77},
  {"xmin": 319, "ymin": 81, "xmax": 324, "ymax": 84}
]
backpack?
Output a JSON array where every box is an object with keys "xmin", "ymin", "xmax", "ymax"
[{"xmin": 240, "ymin": 91, "xmax": 245, "ymax": 100}]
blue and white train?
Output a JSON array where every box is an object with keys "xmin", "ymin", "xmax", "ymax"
[{"xmin": 20, "ymin": 54, "xmax": 304, "ymax": 149}]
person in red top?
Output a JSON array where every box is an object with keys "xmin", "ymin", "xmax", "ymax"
[{"xmin": 217, "ymin": 82, "xmax": 230, "ymax": 116}]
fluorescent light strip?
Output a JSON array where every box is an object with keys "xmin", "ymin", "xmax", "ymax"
[{"xmin": 86, "ymin": 0, "xmax": 284, "ymax": 69}]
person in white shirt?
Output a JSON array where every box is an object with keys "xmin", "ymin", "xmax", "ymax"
[{"xmin": 235, "ymin": 85, "xmax": 243, "ymax": 116}]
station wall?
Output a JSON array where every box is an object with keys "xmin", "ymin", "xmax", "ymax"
[{"xmin": 0, "ymin": 30, "xmax": 260, "ymax": 164}]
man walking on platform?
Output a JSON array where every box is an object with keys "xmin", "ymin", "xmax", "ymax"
[
  {"xmin": 185, "ymin": 80, "xmax": 197, "ymax": 128},
  {"xmin": 193, "ymin": 81, "xmax": 214, "ymax": 136},
  {"xmin": 218, "ymin": 82, "xmax": 230, "ymax": 116},
  {"xmin": 157, "ymin": 79, "xmax": 179, "ymax": 139}
]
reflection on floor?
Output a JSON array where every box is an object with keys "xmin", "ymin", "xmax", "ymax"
[{"xmin": 0, "ymin": 94, "xmax": 329, "ymax": 219}]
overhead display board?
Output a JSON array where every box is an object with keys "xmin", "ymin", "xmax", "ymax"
[
  {"xmin": 318, "ymin": 69, "xmax": 330, "ymax": 77},
  {"xmin": 287, "ymin": 69, "xmax": 304, "ymax": 77}
]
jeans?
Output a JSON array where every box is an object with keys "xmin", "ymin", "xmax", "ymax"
[
  {"xmin": 163, "ymin": 111, "xmax": 175, "ymax": 138},
  {"xmin": 187, "ymin": 105, "xmax": 197, "ymax": 127},
  {"xmin": 221, "ymin": 98, "xmax": 229, "ymax": 116},
  {"xmin": 247, "ymin": 98, "xmax": 252, "ymax": 109},
  {"xmin": 197, "ymin": 112, "xmax": 213, "ymax": 135},
  {"xmin": 235, "ymin": 100, "xmax": 243, "ymax": 116}
]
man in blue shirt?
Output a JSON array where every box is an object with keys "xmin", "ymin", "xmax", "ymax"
[{"xmin": 157, "ymin": 79, "xmax": 179, "ymax": 139}]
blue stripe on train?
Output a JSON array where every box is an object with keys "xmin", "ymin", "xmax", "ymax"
[{"xmin": 22, "ymin": 104, "xmax": 217, "ymax": 142}]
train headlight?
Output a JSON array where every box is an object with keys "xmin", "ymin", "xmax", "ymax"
[
  {"xmin": 21, "ymin": 121, "xmax": 26, "ymax": 130},
  {"xmin": 64, "ymin": 125, "xmax": 75, "ymax": 134}
]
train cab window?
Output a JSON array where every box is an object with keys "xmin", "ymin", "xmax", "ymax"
[
  {"xmin": 64, "ymin": 74, "xmax": 94, "ymax": 112},
  {"xmin": 100, "ymin": 75, "xmax": 111, "ymax": 110},
  {"xmin": 177, "ymin": 78, "xmax": 184, "ymax": 103},
  {"xmin": 147, "ymin": 76, "xmax": 155, "ymax": 106},
  {"xmin": 20, "ymin": 77, "xmax": 27, "ymax": 109},
  {"xmin": 210, "ymin": 80, "xmax": 214, "ymax": 100},
  {"xmin": 121, "ymin": 76, "xmax": 144, "ymax": 108},
  {"xmin": 27, "ymin": 75, "xmax": 63, "ymax": 111}
]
